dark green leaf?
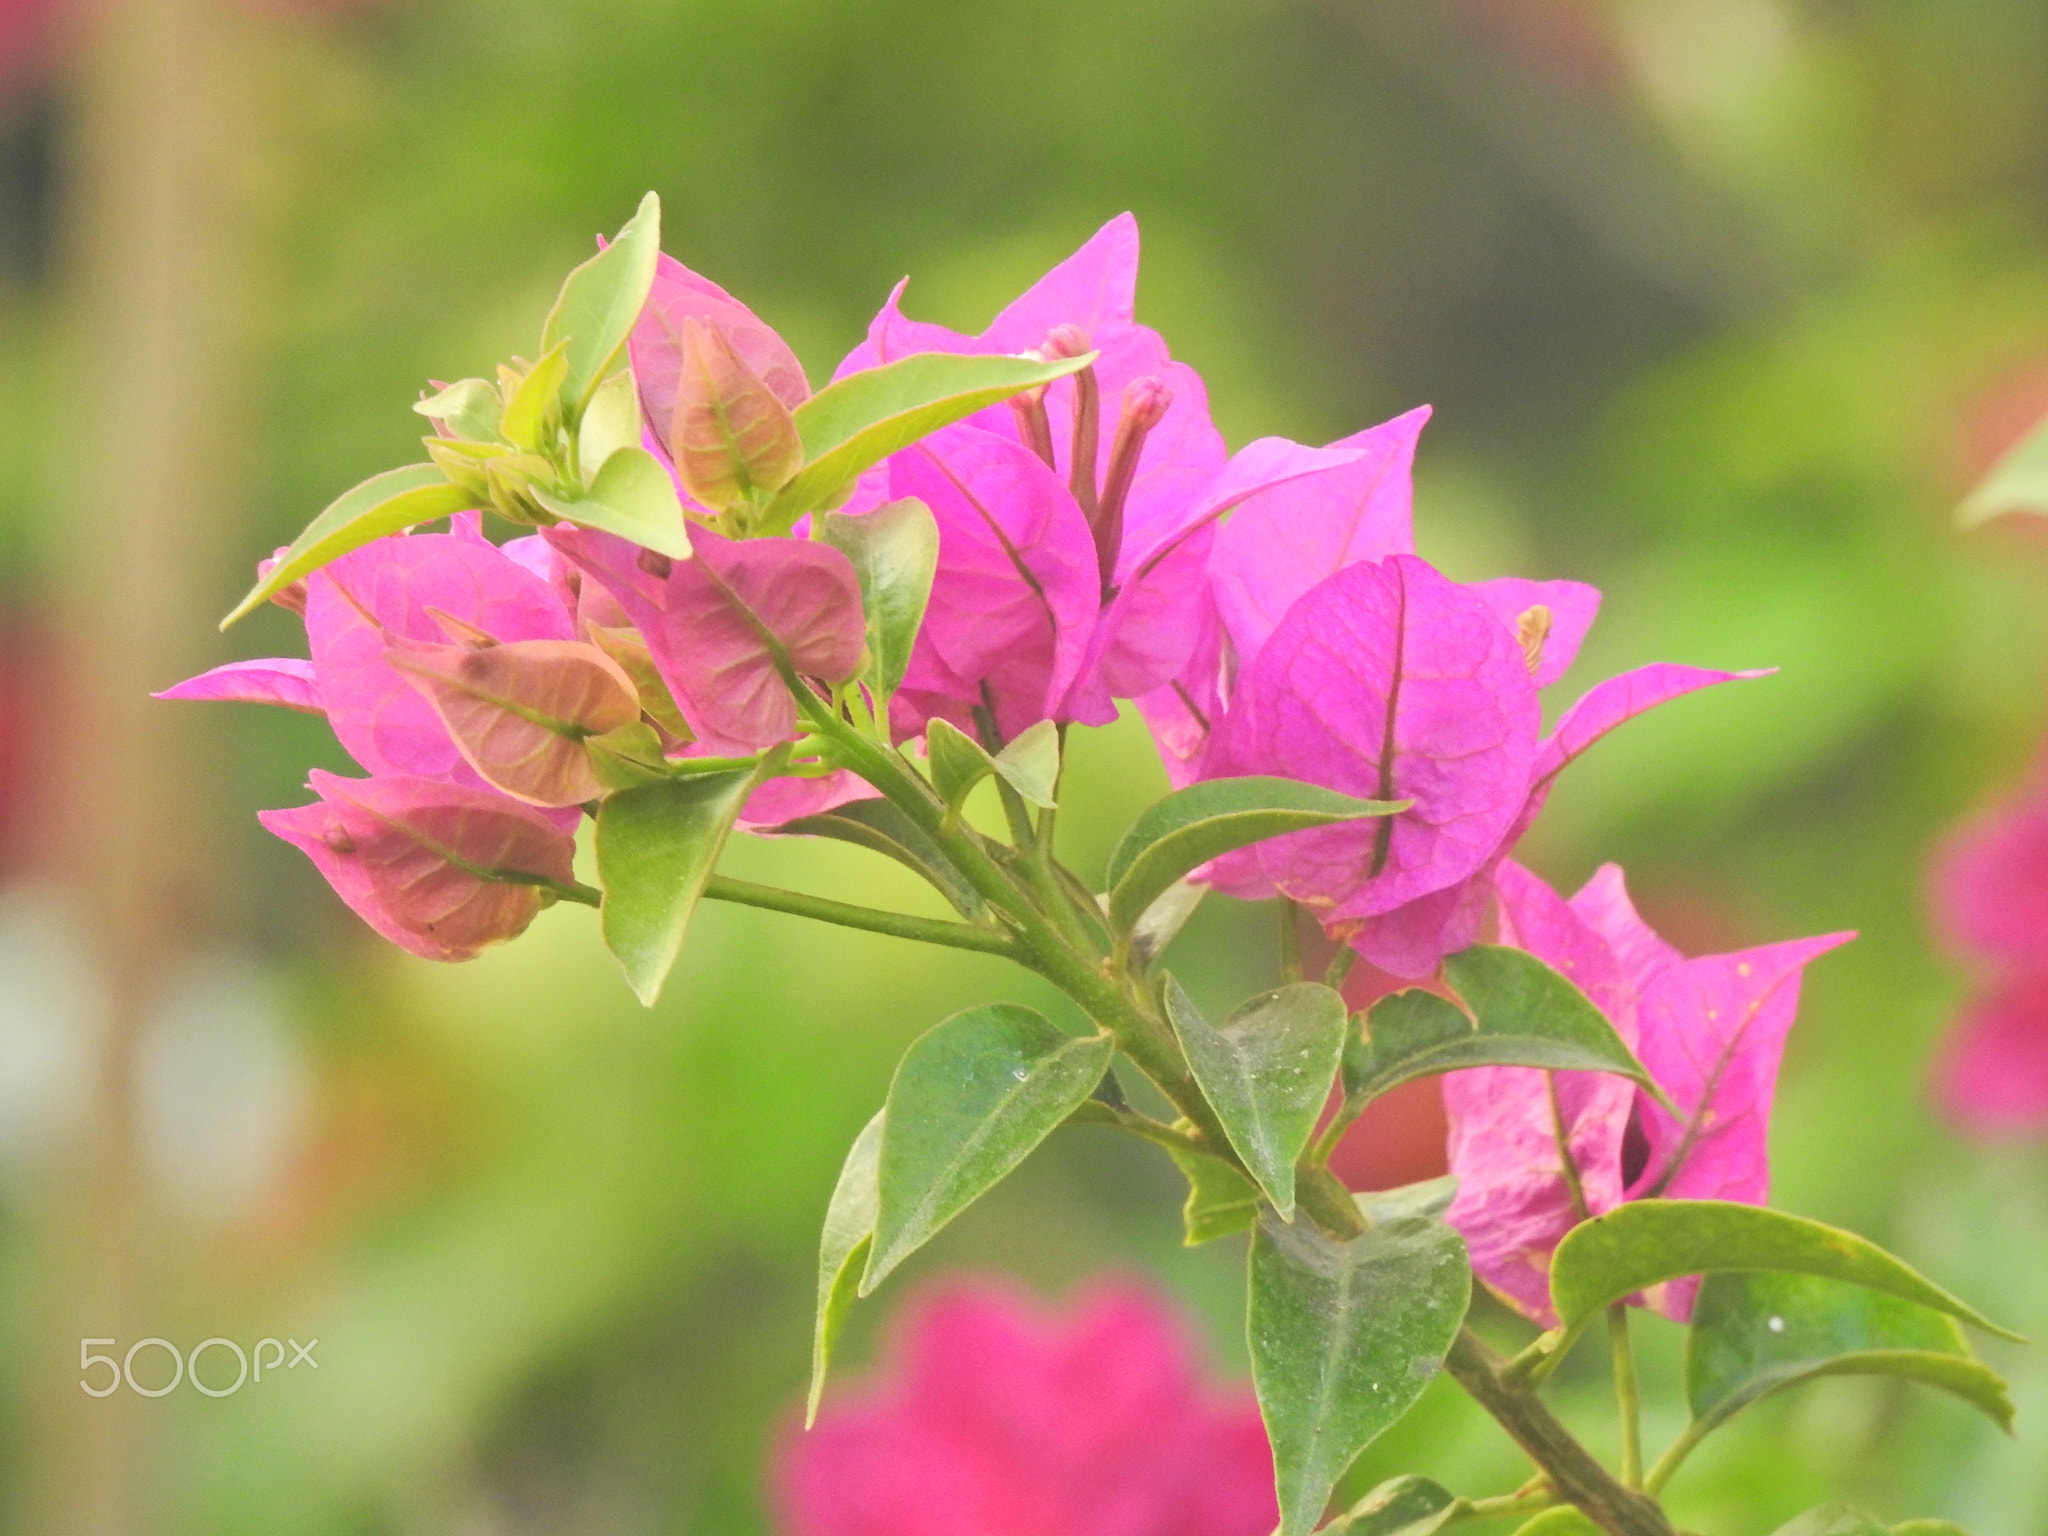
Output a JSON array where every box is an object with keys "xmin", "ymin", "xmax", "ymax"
[
  {"xmin": 809, "ymin": 1109, "xmax": 882, "ymax": 1426},
  {"xmin": 770, "ymin": 797, "xmax": 986, "ymax": 919},
  {"xmin": 1771, "ymin": 1507, "xmax": 1889, "ymax": 1536},
  {"xmin": 1549, "ymin": 1202, "xmax": 2019, "ymax": 1351},
  {"xmin": 863, "ymin": 1005, "xmax": 1113, "ymax": 1293},
  {"xmin": 595, "ymin": 767, "xmax": 757, "ymax": 1004},
  {"xmin": 531, "ymin": 446, "xmax": 691, "ymax": 558},
  {"xmin": 819, "ymin": 497, "xmax": 940, "ymax": 702},
  {"xmin": 1341, "ymin": 947, "xmax": 1656, "ymax": 1113},
  {"xmin": 1166, "ymin": 1144, "xmax": 1260, "ymax": 1246},
  {"xmin": 1165, "ymin": 978, "xmax": 1347, "ymax": 1218},
  {"xmin": 1104, "ymin": 777, "xmax": 1405, "ymax": 933},
  {"xmin": 1687, "ymin": 1271, "xmax": 2013, "ymax": 1436},
  {"xmin": 542, "ymin": 190, "xmax": 662, "ymax": 413},
  {"xmin": 1959, "ymin": 409, "xmax": 2048, "ymax": 527},
  {"xmin": 414, "ymin": 377, "xmax": 503, "ymax": 443},
  {"xmin": 1322, "ymin": 1475, "xmax": 1459, "ymax": 1536},
  {"xmin": 221, "ymin": 465, "xmax": 476, "ymax": 629},
  {"xmin": 763, "ymin": 350, "xmax": 1097, "ymax": 528},
  {"xmin": 1250, "ymin": 1209, "xmax": 1470, "ymax": 1536}
]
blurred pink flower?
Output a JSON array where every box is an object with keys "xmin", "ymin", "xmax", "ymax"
[
  {"xmin": 777, "ymin": 1278, "xmax": 1277, "ymax": 1536},
  {"xmin": 1930, "ymin": 751, "xmax": 2048, "ymax": 1134},
  {"xmin": 1443, "ymin": 860, "xmax": 1851, "ymax": 1324}
]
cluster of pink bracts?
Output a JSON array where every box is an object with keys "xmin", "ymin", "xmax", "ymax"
[{"xmin": 163, "ymin": 215, "xmax": 1853, "ymax": 1324}]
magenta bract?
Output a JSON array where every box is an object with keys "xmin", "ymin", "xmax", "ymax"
[{"xmin": 153, "ymin": 658, "xmax": 324, "ymax": 715}]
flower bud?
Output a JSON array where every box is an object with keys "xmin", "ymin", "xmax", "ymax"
[
  {"xmin": 255, "ymin": 547, "xmax": 308, "ymax": 617},
  {"xmin": 1089, "ymin": 376, "xmax": 1175, "ymax": 595}
]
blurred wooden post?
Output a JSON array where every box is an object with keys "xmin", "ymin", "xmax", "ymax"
[{"xmin": 25, "ymin": 0, "xmax": 288, "ymax": 1528}]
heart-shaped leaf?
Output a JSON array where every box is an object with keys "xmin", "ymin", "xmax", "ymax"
[
  {"xmin": 1341, "ymin": 946, "xmax": 1656, "ymax": 1115},
  {"xmin": 762, "ymin": 350, "xmax": 1098, "ymax": 530},
  {"xmin": 1164, "ymin": 978, "xmax": 1347, "ymax": 1218},
  {"xmin": 595, "ymin": 766, "xmax": 760, "ymax": 1004},
  {"xmin": 222, "ymin": 465, "xmax": 476, "ymax": 628},
  {"xmin": 1687, "ymin": 1270, "xmax": 2014, "ymax": 1437},
  {"xmin": 1249, "ymin": 1209, "xmax": 1470, "ymax": 1536},
  {"xmin": 532, "ymin": 446, "xmax": 691, "ymax": 558},
  {"xmin": 863, "ymin": 1004, "xmax": 1112, "ymax": 1293},
  {"xmin": 808, "ymin": 1109, "xmax": 883, "ymax": 1426},
  {"xmin": 926, "ymin": 718, "xmax": 1060, "ymax": 811},
  {"xmin": 820, "ymin": 498, "xmax": 940, "ymax": 702},
  {"xmin": 542, "ymin": 190, "xmax": 662, "ymax": 414},
  {"xmin": 1323, "ymin": 1476, "xmax": 1460, "ymax": 1536},
  {"xmin": 1104, "ymin": 776, "xmax": 1406, "ymax": 934},
  {"xmin": 1549, "ymin": 1202, "xmax": 2019, "ymax": 1351},
  {"xmin": 770, "ymin": 797, "xmax": 985, "ymax": 919},
  {"xmin": 388, "ymin": 637, "xmax": 641, "ymax": 807}
]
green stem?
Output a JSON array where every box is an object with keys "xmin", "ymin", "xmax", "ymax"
[
  {"xmin": 1454, "ymin": 1492, "xmax": 1555, "ymax": 1525},
  {"xmin": 1278, "ymin": 899, "xmax": 1303, "ymax": 984},
  {"xmin": 702, "ymin": 875, "xmax": 1016, "ymax": 956},
  {"xmin": 1642, "ymin": 1421, "xmax": 1708, "ymax": 1498},
  {"xmin": 1323, "ymin": 944, "xmax": 1358, "ymax": 993},
  {"xmin": 1608, "ymin": 1305, "xmax": 1643, "ymax": 1487}
]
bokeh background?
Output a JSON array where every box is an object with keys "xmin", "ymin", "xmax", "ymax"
[{"xmin": 3, "ymin": 0, "xmax": 2048, "ymax": 1531}]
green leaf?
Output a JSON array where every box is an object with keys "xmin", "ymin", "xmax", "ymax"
[
  {"xmin": 1355, "ymin": 1174, "xmax": 1460, "ymax": 1227},
  {"xmin": 1128, "ymin": 876, "xmax": 1206, "ymax": 967},
  {"xmin": 762, "ymin": 350, "xmax": 1097, "ymax": 529},
  {"xmin": 1165, "ymin": 1144, "xmax": 1260, "ymax": 1246},
  {"xmin": 769, "ymin": 797, "xmax": 985, "ymax": 920},
  {"xmin": 1959, "ymin": 409, "xmax": 2048, "ymax": 527},
  {"xmin": 531, "ymin": 446, "xmax": 692, "ymax": 558},
  {"xmin": 220, "ymin": 464, "xmax": 475, "ymax": 629},
  {"xmin": 414, "ymin": 377, "xmax": 503, "ymax": 443},
  {"xmin": 1164, "ymin": 977, "xmax": 1347, "ymax": 1218},
  {"xmin": 1322, "ymin": 1475, "xmax": 1459, "ymax": 1536},
  {"xmin": 808, "ymin": 1109, "xmax": 882, "ymax": 1427},
  {"xmin": 499, "ymin": 340, "xmax": 571, "ymax": 453},
  {"xmin": 863, "ymin": 1005, "xmax": 1113, "ymax": 1293},
  {"xmin": 1686, "ymin": 1271, "xmax": 2014, "ymax": 1437},
  {"xmin": 1510, "ymin": 1512, "xmax": 1602, "ymax": 1536},
  {"xmin": 1341, "ymin": 947, "xmax": 1657, "ymax": 1113},
  {"xmin": 1104, "ymin": 777, "xmax": 1406, "ymax": 933},
  {"xmin": 925, "ymin": 718, "xmax": 1060, "ymax": 811},
  {"xmin": 820, "ymin": 498, "xmax": 940, "ymax": 701},
  {"xmin": 1548, "ymin": 1201, "xmax": 2020, "ymax": 1352},
  {"xmin": 542, "ymin": 190, "xmax": 662, "ymax": 414},
  {"xmin": 578, "ymin": 370, "xmax": 644, "ymax": 483},
  {"xmin": 595, "ymin": 767, "xmax": 757, "ymax": 1005},
  {"xmin": 1249, "ymin": 1210, "xmax": 1470, "ymax": 1536},
  {"xmin": 1771, "ymin": 1507, "xmax": 1889, "ymax": 1536}
]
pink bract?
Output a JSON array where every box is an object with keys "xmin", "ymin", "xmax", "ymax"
[
  {"xmin": 153, "ymin": 657, "xmax": 324, "ymax": 715},
  {"xmin": 776, "ymin": 1278, "xmax": 1277, "ymax": 1536}
]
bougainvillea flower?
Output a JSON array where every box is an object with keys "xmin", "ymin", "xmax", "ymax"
[
  {"xmin": 836, "ymin": 214, "xmax": 1368, "ymax": 741},
  {"xmin": 1928, "ymin": 753, "xmax": 2048, "ymax": 1134},
  {"xmin": 545, "ymin": 524, "xmax": 867, "ymax": 753},
  {"xmin": 154, "ymin": 658, "xmax": 324, "ymax": 715},
  {"xmin": 777, "ymin": 1278, "xmax": 1277, "ymax": 1536},
  {"xmin": 1443, "ymin": 860, "xmax": 1851, "ymax": 1323},
  {"xmin": 259, "ymin": 770, "xmax": 577, "ymax": 962}
]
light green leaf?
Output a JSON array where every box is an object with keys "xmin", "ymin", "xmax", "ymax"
[
  {"xmin": 863, "ymin": 1005, "xmax": 1113, "ymax": 1294},
  {"xmin": 1549, "ymin": 1202, "xmax": 2019, "ymax": 1352},
  {"xmin": 531, "ymin": 446, "xmax": 692, "ymax": 558},
  {"xmin": 1687, "ymin": 1271, "xmax": 2014, "ymax": 1437},
  {"xmin": 1164, "ymin": 977, "xmax": 1347, "ymax": 1218},
  {"xmin": 1104, "ymin": 777, "xmax": 1406, "ymax": 933},
  {"xmin": 542, "ymin": 190, "xmax": 662, "ymax": 414},
  {"xmin": 809, "ymin": 1109, "xmax": 883, "ymax": 1426},
  {"xmin": 925, "ymin": 718, "xmax": 1060, "ymax": 811},
  {"xmin": 500, "ymin": 340, "xmax": 571, "ymax": 453},
  {"xmin": 1340, "ymin": 947, "xmax": 1656, "ymax": 1113},
  {"xmin": 768, "ymin": 797, "xmax": 986, "ymax": 919},
  {"xmin": 1165, "ymin": 1144, "xmax": 1260, "ymax": 1246},
  {"xmin": 1771, "ymin": 1507, "xmax": 1889, "ymax": 1536},
  {"xmin": 414, "ymin": 377, "xmax": 503, "ymax": 443},
  {"xmin": 594, "ymin": 767, "xmax": 757, "ymax": 1004},
  {"xmin": 762, "ymin": 350, "xmax": 1097, "ymax": 530},
  {"xmin": 1322, "ymin": 1476, "xmax": 1459, "ymax": 1536},
  {"xmin": 1959, "ymin": 409, "xmax": 2048, "ymax": 527},
  {"xmin": 820, "ymin": 498, "xmax": 940, "ymax": 701},
  {"xmin": 220, "ymin": 464, "xmax": 475, "ymax": 629},
  {"xmin": 1510, "ymin": 1512, "xmax": 1602, "ymax": 1536},
  {"xmin": 578, "ymin": 370, "xmax": 644, "ymax": 483},
  {"xmin": 1355, "ymin": 1174, "xmax": 1460, "ymax": 1227},
  {"xmin": 1249, "ymin": 1210, "xmax": 1470, "ymax": 1536},
  {"xmin": 926, "ymin": 718, "xmax": 995, "ymax": 809}
]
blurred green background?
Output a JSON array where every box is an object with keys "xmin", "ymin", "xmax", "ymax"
[{"xmin": 3, "ymin": 0, "xmax": 2048, "ymax": 1531}]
